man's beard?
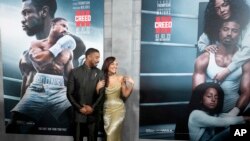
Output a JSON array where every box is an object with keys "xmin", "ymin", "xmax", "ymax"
[
  {"xmin": 25, "ymin": 22, "xmax": 44, "ymax": 36},
  {"xmin": 222, "ymin": 36, "xmax": 235, "ymax": 46},
  {"xmin": 55, "ymin": 33, "xmax": 65, "ymax": 41}
]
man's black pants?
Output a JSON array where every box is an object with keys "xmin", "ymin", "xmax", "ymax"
[{"xmin": 73, "ymin": 122, "xmax": 98, "ymax": 141}]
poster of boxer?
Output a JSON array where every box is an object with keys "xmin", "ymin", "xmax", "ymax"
[{"xmin": 0, "ymin": 0, "xmax": 103, "ymax": 135}]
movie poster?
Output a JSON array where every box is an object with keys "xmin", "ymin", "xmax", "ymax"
[
  {"xmin": 0, "ymin": 0, "xmax": 103, "ymax": 135},
  {"xmin": 140, "ymin": 0, "xmax": 250, "ymax": 140}
]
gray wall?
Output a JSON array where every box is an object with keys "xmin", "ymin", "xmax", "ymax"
[
  {"xmin": 0, "ymin": 0, "xmax": 142, "ymax": 141},
  {"xmin": 105, "ymin": 0, "xmax": 141, "ymax": 140}
]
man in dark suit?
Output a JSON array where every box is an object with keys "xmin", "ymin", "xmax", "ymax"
[{"xmin": 67, "ymin": 48, "xmax": 105, "ymax": 141}]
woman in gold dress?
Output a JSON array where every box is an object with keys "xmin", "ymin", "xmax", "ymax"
[{"xmin": 101, "ymin": 56, "xmax": 134, "ymax": 141}]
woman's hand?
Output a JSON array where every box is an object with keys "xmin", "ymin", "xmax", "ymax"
[
  {"xmin": 121, "ymin": 76, "xmax": 134, "ymax": 98},
  {"xmin": 96, "ymin": 79, "xmax": 105, "ymax": 94},
  {"xmin": 205, "ymin": 44, "xmax": 218, "ymax": 53},
  {"xmin": 123, "ymin": 76, "xmax": 134, "ymax": 88}
]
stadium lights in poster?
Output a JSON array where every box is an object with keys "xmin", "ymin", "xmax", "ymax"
[
  {"xmin": 0, "ymin": 0, "xmax": 103, "ymax": 135},
  {"xmin": 140, "ymin": 0, "xmax": 250, "ymax": 140}
]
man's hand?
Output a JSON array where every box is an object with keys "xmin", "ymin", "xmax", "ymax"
[
  {"xmin": 79, "ymin": 106, "xmax": 87, "ymax": 114},
  {"xmin": 79, "ymin": 105, "xmax": 93, "ymax": 115},
  {"xmin": 84, "ymin": 105, "xmax": 93, "ymax": 115},
  {"xmin": 49, "ymin": 35, "xmax": 76, "ymax": 57},
  {"xmin": 214, "ymin": 68, "xmax": 230, "ymax": 83}
]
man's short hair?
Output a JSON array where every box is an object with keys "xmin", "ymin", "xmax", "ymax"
[
  {"xmin": 85, "ymin": 48, "xmax": 99, "ymax": 57},
  {"xmin": 22, "ymin": 0, "xmax": 57, "ymax": 18},
  {"xmin": 51, "ymin": 17, "xmax": 67, "ymax": 24},
  {"xmin": 219, "ymin": 17, "xmax": 242, "ymax": 34}
]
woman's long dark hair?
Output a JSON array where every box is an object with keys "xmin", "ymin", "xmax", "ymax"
[
  {"xmin": 188, "ymin": 82, "xmax": 224, "ymax": 115},
  {"xmin": 175, "ymin": 82, "xmax": 224, "ymax": 140},
  {"xmin": 204, "ymin": 0, "xmax": 250, "ymax": 43},
  {"xmin": 101, "ymin": 56, "xmax": 116, "ymax": 87}
]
